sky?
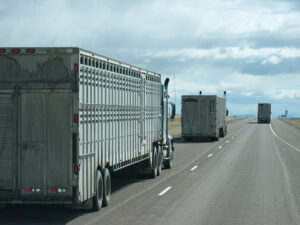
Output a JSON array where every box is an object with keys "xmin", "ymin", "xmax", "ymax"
[{"xmin": 1, "ymin": 0, "xmax": 300, "ymax": 117}]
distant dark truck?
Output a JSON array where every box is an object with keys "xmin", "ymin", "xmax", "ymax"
[
  {"xmin": 257, "ymin": 103, "xmax": 271, "ymax": 123},
  {"xmin": 181, "ymin": 92, "xmax": 228, "ymax": 141}
]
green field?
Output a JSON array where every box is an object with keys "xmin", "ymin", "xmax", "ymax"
[
  {"xmin": 169, "ymin": 116, "xmax": 238, "ymax": 137},
  {"xmin": 281, "ymin": 118, "xmax": 300, "ymax": 129}
]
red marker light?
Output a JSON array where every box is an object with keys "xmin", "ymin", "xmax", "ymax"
[
  {"xmin": 24, "ymin": 188, "xmax": 32, "ymax": 192},
  {"xmin": 74, "ymin": 165, "xmax": 78, "ymax": 175},
  {"xmin": 26, "ymin": 49, "xmax": 35, "ymax": 53},
  {"xmin": 12, "ymin": 49, "xmax": 21, "ymax": 53},
  {"xmin": 74, "ymin": 114, "xmax": 78, "ymax": 123},
  {"xmin": 74, "ymin": 63, "xmax": 78, "ymax": 72},
  {"xmin": 0, "ymin": 49, "xmax": 6, "ymax": 53}
]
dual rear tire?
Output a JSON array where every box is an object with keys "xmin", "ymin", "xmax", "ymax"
[
  {"xmin": 92, "ymin": 168, "xmax": 111, "ymax": 211},
  {"xmin": 151, "ymin": 144, "xmax": 163, "ymax": 178}
]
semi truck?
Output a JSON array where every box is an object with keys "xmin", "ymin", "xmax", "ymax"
[
  {"xmin": 181, "ymin": 92, "xmax": 228, "ymax": 141},
  {"xmin": 0, "ymin": 47, "xmax": 175, "ymax": 211},
  {"xmin": 257, "ymin": 103, "xmax": 271, "ymax": 123}
]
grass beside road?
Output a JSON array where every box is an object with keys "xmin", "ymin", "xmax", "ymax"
[
  {"xmin": 281, "ymin": 118, "xmax": 300, "ymax": 129},
  {"xmin": 226, "ymin": 117, "xmax": 238, "ymax": 122},
  {"xmin": 169, "ymin": 116, "xmax": 181, "ymax": 138},
  {"xmin": 168, "ymin": 116, "xmax": 238, "ymax": 137}
]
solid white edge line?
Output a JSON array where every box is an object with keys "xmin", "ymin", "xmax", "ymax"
[
  {"xmin": 207, "ymin": 153, "xmax": 213, "ymax": 158},
  {"xmin": 270, "ymin": 124, "xmax": 300, "ymax": 153},
  {"xmin": 190, "ymin": 165, "xmax": 198, "ymax": 171},
  {"xmin": 158, "ymin": 186, "xmax": 172, "ymax": 196}
]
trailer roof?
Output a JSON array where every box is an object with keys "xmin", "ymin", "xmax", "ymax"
[
  {"xmin": 0, "ymin": 47, "xmax": 161, "ymax": 78},
  {"xmin": 79, "ymin": 48, "xmax": 161, "ymax": 78},
  {"xmin": 182, "ymin": 95, "xmax": 226, "ymax": 99}
]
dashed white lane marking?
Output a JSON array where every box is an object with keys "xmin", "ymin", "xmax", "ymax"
[
  {"xmin": 207, "ymin": 153, "xmax": 213, "ymax": 158},
  {"xmin": 158, "ymin": 186, "xmax": 172, "ymax": 196},
  {"xmin": 218, "ymin": 146, "xmax": 223, "ymax": 149},
  {"xmin": 190, "ymin": 165, "xmax": 198, "ymax": 171},
  {"xmin": 270, "ymin": 124, "xmax": 300, "ymax": 153},
  {"xmin": 226, "ymin": 140, "xmax": 229, "ymax": 143},
  {"xmin": 231, "ymin": 136, "xmax": 234, "ymax": 139}
]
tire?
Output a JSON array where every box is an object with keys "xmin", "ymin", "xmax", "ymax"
[
  {"xmin": 219, "ymin": 128, "xmax": 224, "ymax": 138},
  {"xmin": 164, "ymin": 141, "xmax": 173, "ymax": 169},
  {"xmin": 92, "ymin": 170, "xmax": 103, "ymax": 211},
  {"xmin": 164, "ymin": 158, "xmax": 173, "ymax": 169},
  {"xmin": 157, "ymin": 146, "xmax": 162, "ymax": 176},
  {"xmin": 102, "ymin": 168, "xmax": 111, "ymax": 207},
  {"xmin": 150, "ymin": 146, "xmax": 158, "ymax": 178}
]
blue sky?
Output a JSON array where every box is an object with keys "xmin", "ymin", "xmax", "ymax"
[{"xmin": 1, "ymin": 0, "xmax": 300, "ymax": 117}]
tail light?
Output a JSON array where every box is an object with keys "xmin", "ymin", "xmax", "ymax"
[
  {"xmin": 74, "ymin": 165, "xmax": 78, "ymax": 175},
  {"xmin": 74, "ymin": 114, "xmax": 78, "ymax": 123},
  {"xmin": 74, "ymin": 63, "xmax": 78, "ymax": 72},
  {"xmin": 12, "ymin": 49, "xmax": 21, "ymax": 53},
  {"xmin": 51, "ymin": 189, "xmax": 58, "ymax": 193},
  {"xmin": 0, "ymin": 49, "xmax": 6, "ymax": 53},
  {"xmin": 24, "ymin": 188, "xmax": 32, "ymax": 192},
  {"xmin": 26, "ymin": 49, "xmax": 35, "ymax": 53}
]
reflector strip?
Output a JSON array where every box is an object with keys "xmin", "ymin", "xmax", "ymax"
[{"xmin": 50, "ymin": 188, "xmax": 66, "ymax": 193}]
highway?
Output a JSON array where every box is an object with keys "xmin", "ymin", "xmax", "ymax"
[{"xmin": 1, "ymin": 118, "xmax": 300, "ymax": 225}]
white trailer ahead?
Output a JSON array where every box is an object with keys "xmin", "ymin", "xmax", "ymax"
[
  {"xmin": 181, "ymin": 92, "xmax": 228, "ymax": 141},
  {"xmin": 0, "ymin": 47, "xmax": 175, "ymax": 210}
]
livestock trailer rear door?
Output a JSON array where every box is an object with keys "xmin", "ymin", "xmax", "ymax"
[
  {"xmin": 20, "ymin": 92, "xmax": 73, "ymax": 200},
  {"xmin": 20, "ymin": 93, "xmax": 47, "ymax": 198}
]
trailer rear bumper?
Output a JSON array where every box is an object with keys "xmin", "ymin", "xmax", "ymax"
[{"xmin": 0, "ymin": 190, "xmax": 73, "ymax": 204}]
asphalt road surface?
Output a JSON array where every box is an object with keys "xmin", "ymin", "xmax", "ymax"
[{"xmin": 1, "ymin": 118, "xmax": 300, "ymax": 225}]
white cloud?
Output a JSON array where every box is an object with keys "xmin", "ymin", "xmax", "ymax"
[
  {"xmin": 262, "ymin": 56, "xmax": 281, "ymax": 64},
  {"xmin": 147, "ymin": 47, "xmax": 300, "ymax": 61},
  {"xmin": 242, "ymin": 92, "xmax": 255, "ymax": 97}
]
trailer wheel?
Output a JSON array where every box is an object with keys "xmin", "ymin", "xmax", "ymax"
[
  {"xmin": 92, "ymin": 170, "xmax": 103, "ymax": 211},
  {"xmin": 215, "ymin": 130, "xmax": 220, "ymax": 141},
  {"xmin": 219, "ymin": 128, "xmax": 224, "ymax": 138},
  {"xmin": 102, "ymin": 168, "xmax": 111, "ymax": 207},
  {"xmin": 157, "ymin": 146, "xmax": 163, "ymax": 176},
  {"xmin": 150, "ymin": 145, "xmax": 158, "ymax": 178}
]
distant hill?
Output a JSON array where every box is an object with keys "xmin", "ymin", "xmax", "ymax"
[{"xmin": 230, "ymin": 114, "xmax": 256, "ymax": 118}]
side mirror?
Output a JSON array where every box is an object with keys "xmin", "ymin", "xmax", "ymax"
[
  {"xmin": 170, "ymin": 103, "xmax": 176, "ymax": 121},
  {"xmin": 226, "ymin": 109, "xmax": 229, "ymax": 116}
]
